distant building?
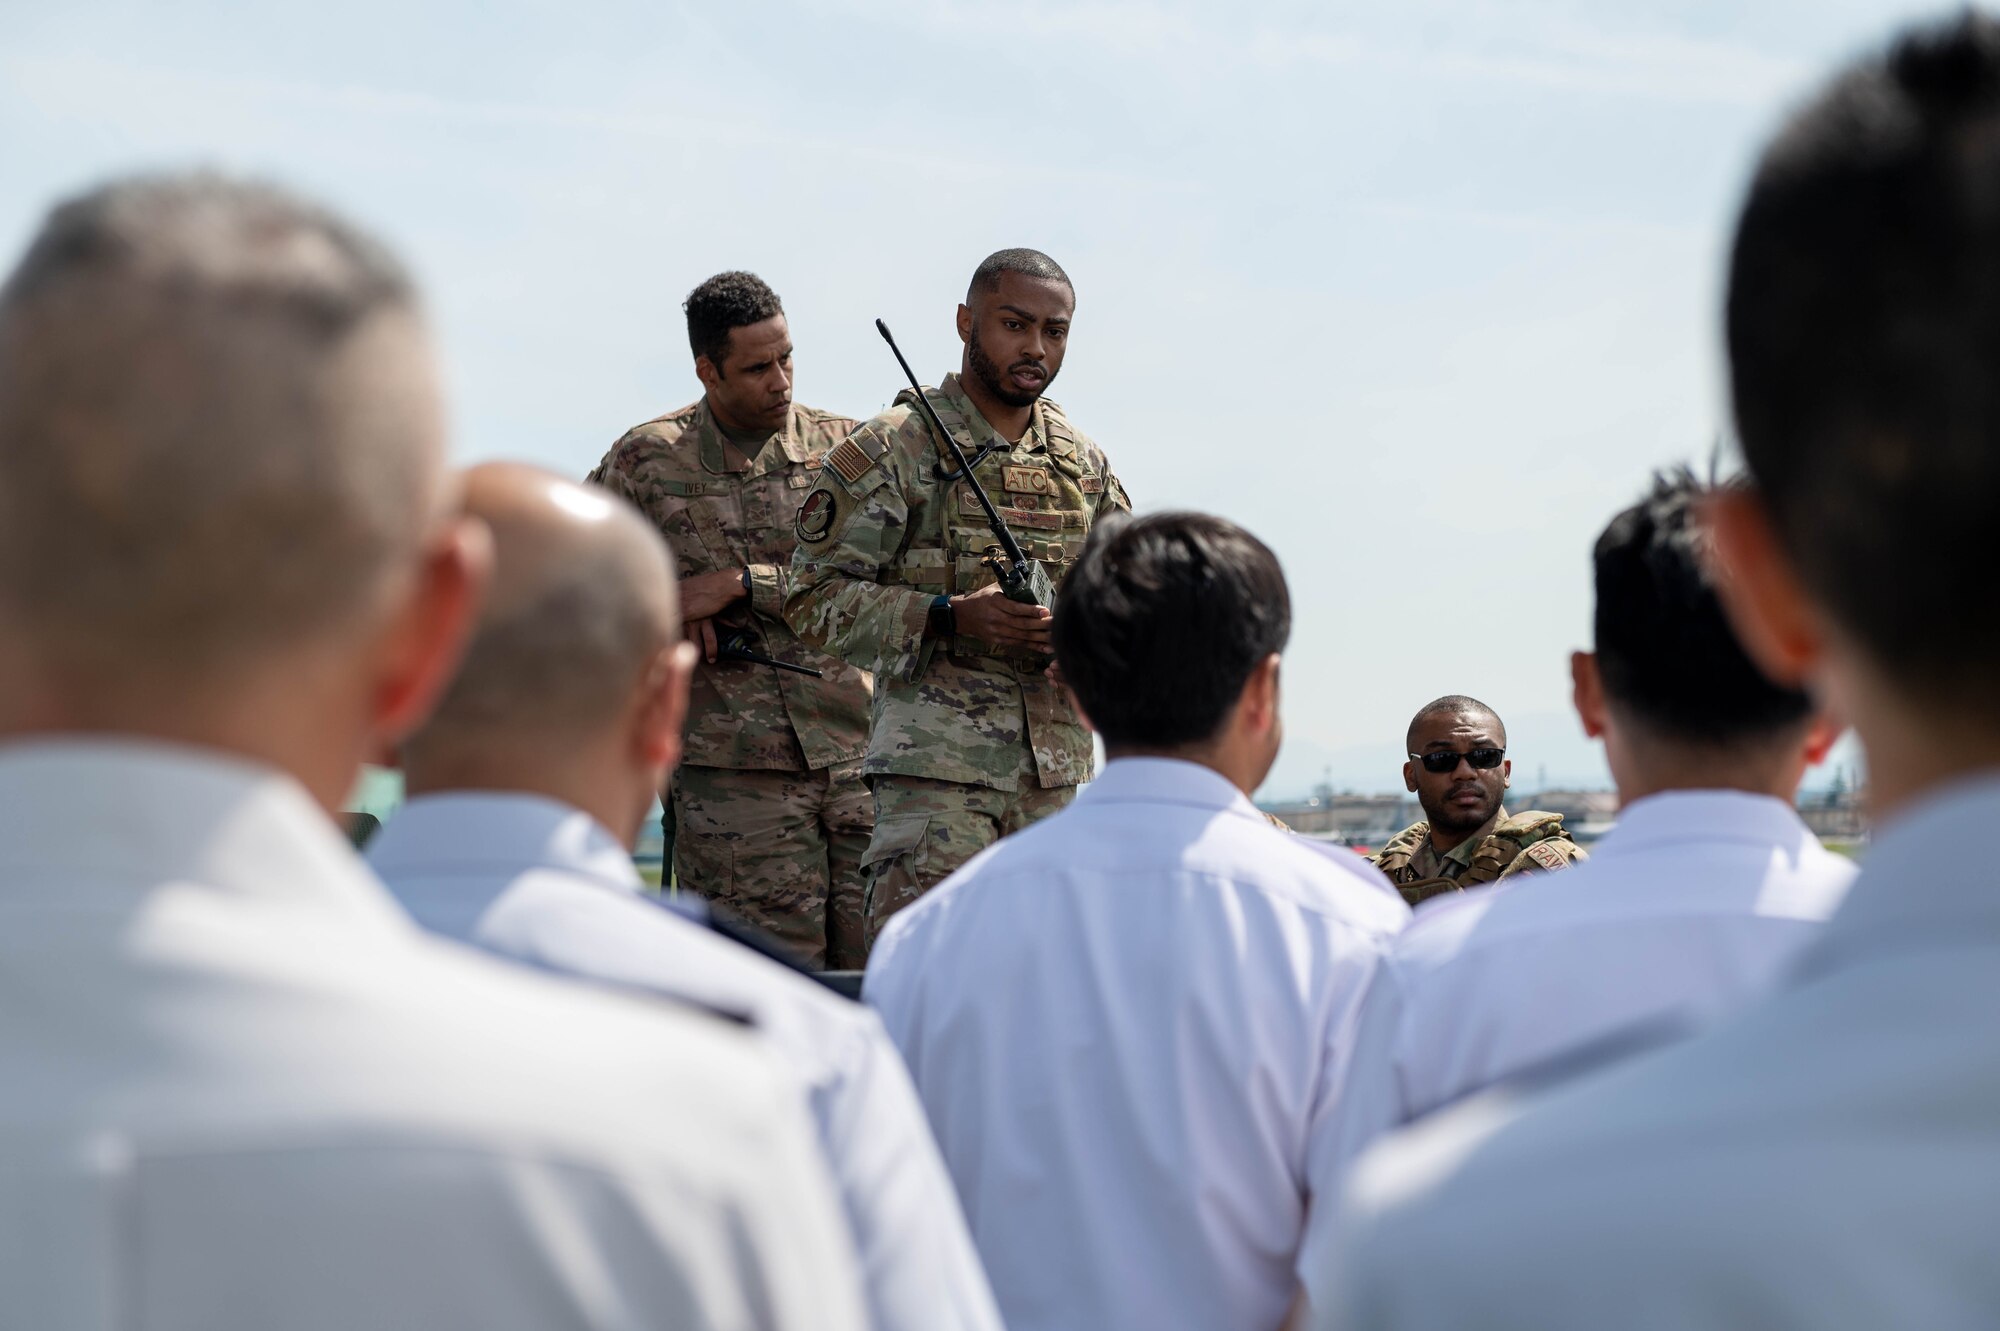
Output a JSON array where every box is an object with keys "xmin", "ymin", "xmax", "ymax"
[
  {"xmin": 1519, "ymin": 788, "xmax": 1619, "ymax": 843},
  {"xmin": 1261, "ymin": 782, "xmax": 1868, "ymax": 852},
  {"xmin": 1258, "ymin": 792, "xmax": 1416, "ymax": 851}
]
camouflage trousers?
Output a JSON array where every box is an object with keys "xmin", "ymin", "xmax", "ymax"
[
  {"xmin": 861, "ymin": 773, "xmax": 1076, "ymax": 951},
  {"xmin": 671, "ymin": 761, "xmax": 873, "ymax": 970}
]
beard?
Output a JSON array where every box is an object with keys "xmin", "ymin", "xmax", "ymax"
[
  {"xmin": 1424, "ymin": 785, "xmax": 1500, "ymax": 836},
  {"xmin": 968, "ymin": 325, "xmax": 1055, "ymax": 408}
]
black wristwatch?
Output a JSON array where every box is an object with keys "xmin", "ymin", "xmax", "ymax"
[{"xmin": 926, "ymin": 595, "xmax": 955, "ymax": 640}]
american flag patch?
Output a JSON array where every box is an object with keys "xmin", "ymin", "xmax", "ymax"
[{"xmin": 827, "ymin": 439, "xmax": 873, "ymax": 484}]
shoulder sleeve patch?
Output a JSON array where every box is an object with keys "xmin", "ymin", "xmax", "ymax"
[
  {"xmin": 795, "ymin": 486, "xmax": 839, "ymax": 544},
  {"xmin": 1523, "ymin": 840, "xmax": 1574, "ymax": 871},
  {"xmin": 826, "ymin": 438, "xmax": 874, "ymax": 485}
]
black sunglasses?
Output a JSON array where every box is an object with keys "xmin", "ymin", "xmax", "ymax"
[{"xmin": 1408, "ymin": 747, "xmax": 1506, "ymax": 774}]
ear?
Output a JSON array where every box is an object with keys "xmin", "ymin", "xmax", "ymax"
[
  {"xmin": 1704, "ymin": 488, "xmax": 1825, "ymax": 690},
  {"xmin": 956, "ymin": 302, "xmax": 973, "ymax": 346},
  {"xmin": 1240, "ymin": 654, "xmax": 1282, "ymax": 737},
  {"xmin": 1801, "ymin": 712, "xmax": 1844, "ymax": 768},
  {"xmin": 1062, "ymin": 684, "xmax": 1097, "ymax": 735},
  {"xmin": 1571, "ymin": 650, "xmax": 1608, "ymax": 739},
  {"xmin": 694, "ymin": 355, "xmax": 721, "ymax": 393},
  {"xmin": 1403, "ymin": 760, "xmax": 1419, "ymax": 794},
  {"xmin": 1501, "ymin": 757, "xmax": 1512, "ymax": 788},
  {"xmin": 634, "ymin": 641, "xmax": 698, "ymax": 774},
  {"xmin": 369, "ymin": 514, "xmax": 492, "ymax": 745}
]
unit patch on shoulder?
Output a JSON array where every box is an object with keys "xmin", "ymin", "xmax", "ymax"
[
  {"xmin": 1079, "ymin": 475, "xmax": 1105, "ymax": 494},
  {"xmin": 826, "ymin": 439, "xmax": 873, "ymax": 485},
  {"xmin": 1523, "ymin": 841, "xmax": 1572, "ymax": 871},
  {"xmin": 795, "ymin": 487, "xmax": 838, "ymax": 543}
]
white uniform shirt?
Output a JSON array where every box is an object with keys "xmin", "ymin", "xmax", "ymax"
[
  {"xmin": 0, "ymin": 740, "xmax": 864, "ymax": 1331},
  {"xmin": 367, "ymin": 791, "xmax": 1002, "ymax": 1331},
  {"xmin": 865, "ymin": 757, "xmax": 1409, "ymax": 1331},
  {"xmin": 1323, "ymin": 776, "xmax": 2000, "ymax": 1331},
  {"xmin": 1304, "ymin": 789, "xmax": 1854, "ymax": 1306}
]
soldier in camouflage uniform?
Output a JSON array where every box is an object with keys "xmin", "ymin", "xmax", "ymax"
[
  {"xmin": 1373, "ymin": 694, "xmax": 1586, "ymax": 906},
  {"xmin": 785, "ymin": 249, "xmax": 1130, "ymax": 948},
  {"xmin": 589, "ymin": 271, "xmax": 874, "ymax": 967}
]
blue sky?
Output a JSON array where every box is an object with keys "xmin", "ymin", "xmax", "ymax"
[{"xmin": 1, "ymin": 0, "xmax": 1916, "ymax": 796}]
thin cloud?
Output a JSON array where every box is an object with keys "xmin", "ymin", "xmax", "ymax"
[{"xmin": 0, "ymin": 52, "xmax": 1196, "ymax": 195}]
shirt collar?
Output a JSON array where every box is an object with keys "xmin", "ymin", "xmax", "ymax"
[
  {"xmin": 694, "ymin": 397, "xmax": 804, "ymax": 475},
  {"xmin": 1424, "ymin": 807, "xmax": 1507, "ymax": 870},
  {"xmin": 937, "ymin": 372, "xmax": 1047, "ymax": 453},
  {"xmin": 1591, "ymin": 789, "xmax": 1811, "ymax": 859},
  {"xmin": 0, "ymin": 736, "xmax": 410, "ymax": 932},
  {"xmin": 367, "ymin": 791, "xmax": 643, "ymax": 896},
  {"xmin": 1797, "ymin": 772, "xmax": 2000, "ymax": 979},
  {"xmin": 1074, "ymin": 757, "xmax": 1263, "ymax": 820}
]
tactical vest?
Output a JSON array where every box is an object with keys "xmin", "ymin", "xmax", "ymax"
[
  {"xmin": 1373, "ymin": 811, "xmax": 1580, "ymax": 908},
  {"xmin": 892, "ymin": 387, "xmax": 1107, "ymax": 665}
]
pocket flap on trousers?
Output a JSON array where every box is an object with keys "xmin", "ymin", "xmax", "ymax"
[{"xmin": 860, "ymin": 811, "xmax": 932, "ymax": 869}]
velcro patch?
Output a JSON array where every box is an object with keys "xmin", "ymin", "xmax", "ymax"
[
  {"xmin": 1003, "ymin": 465, "xmax": 1056, "ymax": 495},
  {"xmin": 1523, "ymin": 841, "xmax": 1572, "ymax": 871},
  {"xmin": 1000, "ymin": 507, "xmax": 1064, "ymax": 531},
  {"xmin": 795, "ymin": 487, "xmax": 838, "ymax": 543},
  {"xmin": 1079, "ymin": 475, "xmax": 1105, "ymax": 495},
  {"xmin": 826, "ymin": 439, "xmax": 873, "ymax": 485}
]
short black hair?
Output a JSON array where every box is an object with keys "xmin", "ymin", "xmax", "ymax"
[
  {"xmin": 1405, "ymin": 696, "xmax": 1504, "ymax": 752},
  {"xmin": 1594, "ymin": 470, "xmax": 1812, "ymax": 745},
  {"xmin": 1054, "ymin": 511, "xmax": 1290, "ymax": 749},
  {"xmin": 967, "ymin": 248, "xmax": 1072, "ymax": 303},
  {"xmin": 684, "ymin": 271, "xmax": 782, "ymax": 372},
  {"xmin": 1728, "ymin": 12, "xmax": 2000, "ymax": 699}
]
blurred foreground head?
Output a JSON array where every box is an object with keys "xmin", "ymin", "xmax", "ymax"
[
  {"xmin": 1720, "ymin": 13, "xmax": 2000, "ymax": 805},
  {"xmin": 399, "ymin": 463, "xmax": 696, "ymax": 844},
  {"xmin": 1577, "ymin": 471, "xmax": 1836, "ymax": 800},
  {"xmin": 0, "ymin": 172, "xmax": 485, "ymax": 805},
  {"xmin": 1053, "ymin": 510, "xmax": 1289, "ymax": 793}
]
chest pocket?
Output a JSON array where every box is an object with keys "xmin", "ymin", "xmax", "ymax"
[
  {"xmin": 948, "ymin": 458, "xmax": 1092, "ymax": 588},
  {"xmin": 742, "ymin": 466, "xmax": 815, "ymax": 565},
  {"xmin": 647, "ymin": 478, "xmax": 745, "ymax": 574}
]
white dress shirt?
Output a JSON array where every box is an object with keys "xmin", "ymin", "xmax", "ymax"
[
  {"xmin": 865, "ymin": 757, "xmax": 1410, "ymax": 1331},
  {"xmin": 367, "ymin": 791, "xmax": 1002, "ymax": 1331},
  {"xmin": 0, "ymin": 740, "xmax": 864, "ymax": 1331},
  {"xmin": 1324, "ymin": 775, "xmax": 2000, "ymax": 1331},
  {"xmin": 1303, "ymin": 789, "xmax": 1854, "ymax": 1307}
]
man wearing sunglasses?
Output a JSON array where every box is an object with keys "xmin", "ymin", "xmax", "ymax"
[{"xmin": 1372, "ymin": 697, "xmax": 1584, "ymax": 906}]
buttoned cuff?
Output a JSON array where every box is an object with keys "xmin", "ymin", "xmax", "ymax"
[{"xmin": 747, "ymin": 563, "xmax": 786, "ymax": 619}]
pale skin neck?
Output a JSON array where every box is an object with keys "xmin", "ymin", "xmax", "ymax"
[
  {"xmin": 1828, "ymin": 658, "xmax": 2000, "ymax": 824},
  {"xmin": 1603, "ymin": 729, "xmax": 1808, "ymax": 809},
  {"xmin": 401, "ymin": 729, "xmax": 653, "ymax": 849},
  {"xmin": 0, "ymin": 644, "xmax": 379, "ymax": 814},
  {"xmin": 955, "ymin": 360, "xmax": 1034, "ymax": 442},
  {"xmin": 1104, "ymin": 737, "xmax": 1268, "ymax": 800}
]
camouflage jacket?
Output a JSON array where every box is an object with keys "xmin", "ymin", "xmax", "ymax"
[
  {"xmin": 783, "ymin": 373, "xmax": 1129, "ymax": 792},
  {"xmin": 1371, "ymin": 810, "xmax": 1586, "ymax": 908},
  {"xmin": 589, "ymin": 399, "xmax": 872, "ymax": 772}
]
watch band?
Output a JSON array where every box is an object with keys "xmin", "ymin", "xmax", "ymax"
[{"xmin": 926, "ymin": 595, "xmax": 954, "ymax": 640}]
